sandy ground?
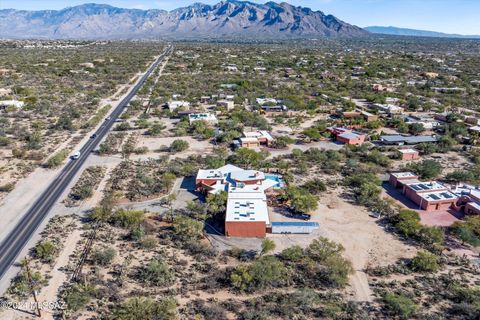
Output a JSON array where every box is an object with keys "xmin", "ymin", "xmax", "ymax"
[
  {"xmin": 0, "ymin": 54, "xmax": 167, "ymax": 296},
  {"xmin": 207, "ymin": 187, "xmax": 417, "ymax": 303},
  {"xmin": 1, "ymin": 223, "xmax": 84, "ymax": 320},
  {"xmin": 311, "ymin": 190, "xmax": 417, "ymax": 302},
  {"xmin": 0, "ymin": 157, "xmax": 118, "ymax": 319},
  {"xmin": 131, "ymin": 135, "xmax": 215, "ymax": 160}
]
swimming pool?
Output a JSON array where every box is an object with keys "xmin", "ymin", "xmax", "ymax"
[{"xmin": 265, "ymin": 174, "xmax": 285, "ymax": 189}]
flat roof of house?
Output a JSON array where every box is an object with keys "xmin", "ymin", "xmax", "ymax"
[
  {"xmin": 243, "ymin": 130, "xmax": 274, "ymax": 141},
  {"xmin": 338, "ymin": 132, "xmax": 363, "ymax": 139},
  {"xmin": 419, "ymin": 191, "xmax": 458, "ymax": 202},
  {"xmin": 391, "ymin": 172, "xmax": 418, "ymax": 179},
  {"xmin": 196, "ymin": 169, "xmax": 223, "ymax": 180},
  {"xmin": 230, "ymin": 170, "xmax": 265, "ymax": 182},
  {"xmin": 398, "ymin": 149, "xmax": 418, "ymax": 154},
  {"xmin": 381, "ymin": 135, "xmax": 438, "ymax": 144},
  {"xmin": 407, "ymin": 181, "xmax": 446, "ymax": 192},
  {"xmin": 226, "ymin": 198, "xmax": 270, "ymax": 223},
  {"xmin": 217, "ymin": 164, "xmax": 242, "ymax": 175},
  {"xmin": 240, "ymin": 137, "xmax": 260, "ymax": 143},
  {"xmin": 188, "ymin": 113, "xmax": 217, "ymax": 122},
  {"xmin": 229, "ymin": 178, "xmax": 277, "ymax": 194}
]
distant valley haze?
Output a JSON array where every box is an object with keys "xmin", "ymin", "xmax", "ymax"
[{"xmin": 0, "ymin": 0, "xmax": 479, "ymax": 40}]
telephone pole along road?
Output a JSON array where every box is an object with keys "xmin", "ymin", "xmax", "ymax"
[{"xmin": 0, "ymin": 45, "xmax": 173, "ymax": 284}]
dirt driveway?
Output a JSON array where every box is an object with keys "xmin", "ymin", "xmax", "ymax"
[{"xmin": 310, "ymin": 190, "xmax": 417, "ymax": 302}]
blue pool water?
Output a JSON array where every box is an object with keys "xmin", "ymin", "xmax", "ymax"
[{"xmin": 265, "ymin": 174, "xmax": 285, "ymax": 189}]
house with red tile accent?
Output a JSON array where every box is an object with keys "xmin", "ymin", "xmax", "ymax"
[{"xmin": 328, "ymin": 127, "xmax": 366, "ymax": 145}]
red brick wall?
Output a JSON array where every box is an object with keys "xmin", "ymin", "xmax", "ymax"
[
  {"xmin": 401, "ymin": 152, "xmax": 419, "ymax": 160},
  {"xmin": 225, "ymin": 221, "xmax": 266, "ymax": 238},
  {"xmin": 337, "ymin": 135, "xmax": 365, "ymax": 145},
  {"xmin": 423, "ymin": 201, "xmax": 455, "ymax": 211},
  {"xmin": 465, "ymin": 202, "xmax": 480, "ymax": 215},
  {"xmin": 389, "ymin": 175, "xmax": 400, "ymax": 188},
  {"xmin": 404, "ymin": 186, "xmax": 422, "ymax": 206}
]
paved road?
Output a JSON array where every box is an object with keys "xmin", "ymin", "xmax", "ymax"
[{"xmin": 0, "ymin": 45, "xmax": 173, "ymax": 282}]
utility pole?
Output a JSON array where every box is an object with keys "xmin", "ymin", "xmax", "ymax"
[{"xmin": 24, "ymin": 258, "xmax": 41, "ymax": 318}]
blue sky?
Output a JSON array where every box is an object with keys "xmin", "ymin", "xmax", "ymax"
[{"xmin": 1, "ymin": 0, "xmax": 479, "ymax": 35}]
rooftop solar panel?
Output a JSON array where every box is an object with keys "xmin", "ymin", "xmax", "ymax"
[{"xmin": 430, "ymin": 194, "xmax": 440, "ymax": 200}]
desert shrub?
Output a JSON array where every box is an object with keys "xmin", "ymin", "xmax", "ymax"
[
  {"xmin": 110, "ymin": 209, "xmax": 145, "ymax": 229},
  {"xmin": 393, "ymin": 210, "xmax": 444, "ymax": 247},
  {"xmin": 138, "ymin": 259, "xmax": 174, "ymax": 287},
  {"xmin": 411, "ymin": 251, "xmax": 439, "ymax": 273},
  {"xmin": 91, "ymin": 247, "xmax": 116, "ymax": 266},
  {"xmin": 383, "ymin": 292, "xmax": 417, "ymax": 319},
  {"xmin": 147, "ymin": 123, "xmax": 166, "ymax": 136},
  {"xmin": 301, "ymin": 178, "xmax": 327, "ymax": 194},
  {"xmin": 62, "ymin": 283, "xmax": 97, "ymax": 312},
  {"xmin": 281, "ymin": 186, "xmax": 318, "ymax": 214},
  {"xmin": 230, "ymin": 256, "xmax": 287, "ymax": 292},
  {"xmin": 306, "ymin": 238, "xmax": 354, "ymax": 287},
  {"xmin": 110, "ymin": 296, "xmax": 177, "ymax": 320},
  {"xmin": 8, "ymin": 269, "xmax": 45, "ymax": 298},
  {"xmin": 169, "ymin": 139, "xmax": 189, "ymax": 153},
  {"xmin": 140, "ymin": 235, "xmax": 159, "ymax": 250},
  {"xmin": 35, "ymin": 240, "xmax": 57, "ymax": 263},
  {"xmin": 172, "ymin": 215, "xmax": 204, "ymax": 242},
  {"xmin": 44, "ymin": 149, "xmax": 69, "ymax": 168},
  {"xmin": 260, "ymin": 238, "xmax": 276, "ymax": 255},
  {"xmin": 408, "ymin": 160, "xmax": 442, "ymax": 179},
  {"xmin": 0, "ymin": 182, "xmax": 15, "ymax": 192},
  {"xmin": 393, "ymin": 210, "xmax": 421, "ymax": 237},
  {"xmin": 280, "ymin": 245, "xmax": 303, "ymax": 262},
  {"xmin": 451, "ymin": 216, "xmax": 480, "ymax": 246}
]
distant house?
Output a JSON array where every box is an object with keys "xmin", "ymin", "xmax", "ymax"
[
  {"xmin": 239, "ymin": 131, "xmax": 274, "ymax": 148},
  {"xmin": 256, "ymin": 98, "xmax": 279, "ymax": 106},
  {"xmin": 388, "ymin": 172, "xmax": 458, "ymax": 211},
  {"xmin": 432, "ymin": 87, "xmax": 466, "ymax": 93},
  {"xmin": 188, "ymin": 113, "xmax": 218, "ymax": 125},
  {"xmin": 261, "ymin": 105, "xmax": 294, "ymax": 117},
  {"xmin": 389, "ymin": 172, "xmax": 419, "ymax": 188},
  {"xmin": 404, "ymin": 115, "xmax": 440, "ymax": 129},
  {"xmin": 217, "ymin": 99, "xmax": 234, "ymax": 110},
  {"xmin": 372, "ymin": 84, "xmax": 394, "ymax": 92},
  {"xmin": 167, "ymin": 100, "xmax": 190, "ymax": 112},
  {"xmin": 398, "ymin": 148, "xmax": 420, "ymax": 161},
  {"xmin": 340, "ymin": 110, "xmax": 379, "ymax": 122},
  {"xmin": 329, "ymin": 127, "xmax": 366, "ymax": 145},
  {"xmin": 469, "ymin": 126, "xmax": 480, "ymax": 134},
  {"xmin": 0, "ymin": 100, "xmax": 24, "ymax": 110},
  {"xmin": 224, "ymin": 65, "xmax": 238, "ymax": 72},
  {"xmin": 380, "ymin": 135, "xmax": 438, "ymax": 145},
  {"xmin": 374, "ymin": 104, "xmax": 404, "ymax": 115}
]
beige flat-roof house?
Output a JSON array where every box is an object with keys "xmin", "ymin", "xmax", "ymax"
[
  {"xmin": 217, "ymin": 99, "xmax": 234, "ymax": 110},
  {"xmin": 240, "ymin": 131, "xmax": 274, "ymax": 148}
]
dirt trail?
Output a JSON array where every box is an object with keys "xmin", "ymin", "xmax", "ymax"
[{"xmin": 36, "ymin": 225, "xmax": 83, "ymax": 320}]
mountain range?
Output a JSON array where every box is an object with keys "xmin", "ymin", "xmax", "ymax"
[
  {"xmin": 365, "ymin": 26, "xmax": 480, "ymax": 39},
  {"xmin": 0, "ymin": 1, "xmax": 368, "ymax": 40}
]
